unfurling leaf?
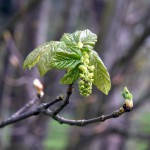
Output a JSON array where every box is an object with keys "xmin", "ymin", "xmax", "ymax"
[
  {"xmin": 37, "ymin": 41, "xmax": 66, "ymax": 75},
  {"xmin": 122, "ymin": 87, "xmax": 133, "ymax": 100},
  {"xmin": 23, "ymin": 41, "xmax": 81, "ymax": 76},
  {"xmin": 23, "ymin": 42, "xmax": 51, "ymax": 70},
  {"xmin": 89, "ymin": 51, "xmax": 111, "ymax": 95},
  {"xmin": 50, "ymin": 50, "xmax": 81, "ymax": 70},
  {"xmin": 60, "ymin": 29, "xmax": 97, "ymax": 51}
]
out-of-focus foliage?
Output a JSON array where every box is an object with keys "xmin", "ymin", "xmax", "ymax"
[{"xmin": 44, "ymin": 117, "xmax": 70, "ymax": 150}]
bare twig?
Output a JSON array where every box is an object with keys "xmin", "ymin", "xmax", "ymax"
[
  {"xmin": 0, "ymin": 97, "xmax": 62, "ymax": 128},
  {"xmin": 0, "ymin": 94, "xmax": 130, "ymax": 128},
  {"xmin": 11, "ymin": 97, "xmax": 39, "ymax": 118},
  {"xmin": 44, "ymin": 106, "xmax": 128, "ymax": 126},
  {"xmin": 0, "ymin": 85, "xmax": 132, "ymax": 128},
  {"xmin": 52, "ymin": 84, "xmax": 73, "ymax": 115}
]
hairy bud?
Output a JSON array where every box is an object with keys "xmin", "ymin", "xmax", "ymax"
[{"xmin": 33, "ymin": 79, "xmax": 44, "ymax": 98}]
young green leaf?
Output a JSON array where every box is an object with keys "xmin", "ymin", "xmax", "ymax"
[
  {"xmin": 50, "ymin": 50, "xmax": 81, "ymax": 70},
  {"xmin": 60, "ymin": 29, "xmax": 97, "ymax": 51},
  {"xmin": 23, "ymin": 41, "xmax": 81, "ymax": 76},
  {"xmin": 23, "ymin": 42, "xmax": 51, "ymax": 70},
  {"xmin": 89, "ymin": 51, "xmax": 111, "ymax": 95},
  {"xmin": 38, "ymin": 47, "xmax": 81, "ymax": 76},
  {"xmin": 37, "ymin": 41, "xmax": 68, "ymax": 75},
  {"xmin": 37, "ymin": 55, "xmax": 52, "ymax": 76},
  {"xmin": 60, "ymin": 64, "xmax": 81, "ymax": 84}
]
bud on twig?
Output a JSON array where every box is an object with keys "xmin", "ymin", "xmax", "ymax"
[
  {"xmin": 33, "ymin": 79, "xmax": 44, "ymax": 98},
  {"xmin": 123, "ymin": 99, "xmax": 133, "ymax": 112},
  {"xmin": 122, "ymin": 87, "xmax": 133, "ymax": 112}
]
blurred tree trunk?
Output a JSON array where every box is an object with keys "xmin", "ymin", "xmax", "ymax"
[{"xmin": 5, "ymin": 1, "xmax": 43, "ymax": 150}]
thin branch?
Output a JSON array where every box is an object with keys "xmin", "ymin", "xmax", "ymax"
[
  {"xmin": 44, "ymin": 106, "xmax": 129, "ymax": 126},
  {"xmin": 11, "ymin": 97, "xmax": 39, "ymax": 118},
  {"xmin": 0, "ymin": 98, "xmax": 62, "ymax": 128},
  {"xmin": 53, "ymin": 84, "xmax": 73, "ymax": 115},
  {"xmin": 0, "ymin": 84, "xmax": 73, "ymax": 128},
  {"xmin": 0, "ymin": 85, "xmax": 132, "ymax": 128},
  {"xmin": 0, "ymin": 96, "xmax": 130, "ymax": 128}
]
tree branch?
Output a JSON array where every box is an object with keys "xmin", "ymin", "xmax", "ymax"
[
  {"xmin": 11, "ymin": 97, "xmax": 39, "ymax": 118},
  {"xmin": 0, "ymin": 97, "xmax": 62, "ymax": 128},
  {"xmin": 0, "ymin": 95, "xmax": 131, "ymax": 128},
  {"xmin": 0, "ymin": 84, "xmax": 73, "ymax": 128},
  {"xmin": 52, "ymin": 84, "xmax": 73, "ymax": 115},
  {"xmin": 0, "ymin": 85, "xmax": 132, "ymax": 128},
  {"xmin": 44, "ymin": 105, "xmax": 129, "ymax": 126}
]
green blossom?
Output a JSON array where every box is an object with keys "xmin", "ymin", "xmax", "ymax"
[{"xmin": 78, "ymin": 52, "xmax": 95, "ymax": 96}]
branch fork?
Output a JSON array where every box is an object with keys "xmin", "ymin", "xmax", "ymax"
[{"xmin": 0, "ymin": 83, "xmax": 133, "ymax": 128}]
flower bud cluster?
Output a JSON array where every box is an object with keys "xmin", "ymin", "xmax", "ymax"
[{"xmin": 78, "ymin": 52, "xmax": 95, "ymax": 96}]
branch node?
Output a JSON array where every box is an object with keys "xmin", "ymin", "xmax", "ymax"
[
  {"xmin": 100, "ymin": 115, "xmax": 105, "ymax": 121},
  {"xmin": 123, "ymin": 104, "xmax": 132, "ymax": 112},
  {"xmin": 57, "ymin": 94, "xmax": 64, "ymax": 101},
  {"xmin": 119, "ymin": 107, "xmax": 125, "ymax": 115},
  {"xmin": 80, "ymin": 120, "xmax": 85, "ymax": 126},
  {"xmin": 113, "ymin": 111, "xmax": 120, "ymax": 118},
  {"xmin": 59, "ymin": 121, "xmax": 64, "ymax": 124},
  {"xmin": 67, "ymin": 84, "xmax": 73, "ymax": 95}
]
